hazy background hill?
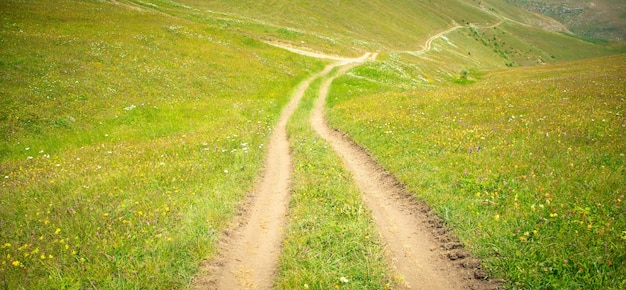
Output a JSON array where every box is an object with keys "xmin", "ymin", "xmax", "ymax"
[
  {"xmin": 165, "ymin": 0, "xmax": 621, "ymax": 84},
  {"xmin": 176, "ymin": 0, "xmax": 624, "ymax": 53},
  {"xmin": 505, "ymin": 0, "xmax": 626, "ymax": 41}
]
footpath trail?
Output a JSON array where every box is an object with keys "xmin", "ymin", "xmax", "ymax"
[
  {"xmin": 274, "ymin": 27, "xmax": 500, "ymax": 289},
  {"xmin": 194, "ymin": 50, "xmax": 372, "ymax": 290},
  {"xmin": 401, "ymin": 9, "xmax": 506, "ymax": 57},
  {"xmin": 415, "ymin": 24, "xmax": 463, "ymax": 54},
  {"xmin": 197, "ymin": 23, "xmax": 501, "ymax": 289}
]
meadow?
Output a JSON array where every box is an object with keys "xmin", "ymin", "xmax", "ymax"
[
  {"xmin": 327, "ymin": 54, "xmax": 626, "ymax": 289},
  {"xmin": 0, "ymin": 0, "xmax": 323, "ymax": 288},
  {"xmin": 2, "ymin": 0, "xmax": 625, "ymax": 288}
]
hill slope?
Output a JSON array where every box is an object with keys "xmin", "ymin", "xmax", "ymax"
[
  {"xmin": 127, "ymin": 0, "xmax": 621, "ymax": 58},
  {"xmin": 505, "ymin": 0, "xmax": 626, "ymax": 41},
  {"xmin": 0, "ymin": 0, "xmax": 623, "ymax": 288},
  {"xmin": 327, "ymin": 54, "xmax": 626, "ymax": 289}
]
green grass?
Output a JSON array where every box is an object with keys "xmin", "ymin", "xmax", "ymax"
[
  {"xmin": 327, "ymin": 54, "xmax": 626, "ymax": 289},
  {"xmin": 276, "ymin": 73, "xmax": 392, "ymax": 289},
  {"xmin": 501, "ymin": 0, "xmax": 626, "ymax": 42},
  {"xmin": 350, "ymin": 18, "xmax": 618, "ymax": 93},
  {"xmin": 0, "ymin": 0, "xmax": 324, "ymax": 288},
  {"xmin": 1, "ymin": 0, "xmax": 624, "ymax": 288},
  {"xmin": 173, "ymin": 0, "xmax": 503, "ymax": 53}
]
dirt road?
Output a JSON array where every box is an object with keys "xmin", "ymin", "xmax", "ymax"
[
  {"xmin": 196, "ymin": 27, "xmax": 500, "ymax": 289},
  {"xmin": 418, "ymin": 24, "xmax": 463, "ymax": 54},
  {"xmin": 194, "ymin": 52, "xmax": 372, "ymax": 290},
  {"xmin": 401, "ymin": 11, "xmax": 506, "ymax": 57}
]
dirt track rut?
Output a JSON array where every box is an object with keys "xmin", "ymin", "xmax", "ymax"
[
  {"xmin": 194, "ymin": 53, "xmax": 372, "ymax": 289},
  {"xmin": 197, "ymin": 26, "xmax": 501, "ymax": 288}
]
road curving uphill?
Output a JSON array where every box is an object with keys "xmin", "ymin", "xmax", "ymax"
[
  {"xmin": 197, "ymin": 28, "xmax": 501, "ymax": 288},
  {"xmin": 194, "ymin": 51, "xmax": 374, "ymax": 289},
  {"xmin": 310, "ymin": 57, "xmax": 498, "ymax": 290}
]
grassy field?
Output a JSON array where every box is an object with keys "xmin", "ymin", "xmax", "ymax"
[
  {"xmin": 327, "ymin": 54, "xmax": 626, "ymax": 289},
  {"xmin": 2, "ymin": 0, "xmax": 625, "ymax": 288},
  {"xmin": 0, "ymin": 0, "xmax": 323, "ymax": 288},
  {"xmin": 276, "ymin": 75, "xmax": 392, "ymax": 289},
  {"xmin": 174, "ymin": 0, "xmax": 494, "ymax": 53}
]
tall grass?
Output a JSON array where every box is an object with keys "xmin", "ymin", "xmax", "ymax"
[
  {"xmin": 327, "ymin": 54, "xmax": 626, "ymax": 289},
  {"xmin": 0, "ymin": 0, "xmax": 323, "ymax": 288}
]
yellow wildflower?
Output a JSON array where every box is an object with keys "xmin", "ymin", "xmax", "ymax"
[{"xmin": 12, "ymin": 260, "xmax": 20, "ymax": 267}]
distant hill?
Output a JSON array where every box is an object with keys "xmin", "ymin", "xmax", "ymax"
[
  {"xmin": 504, "ymin": 0, "xmax": 626, "ymax": 41},
  {"xmin": 173, "ymin": 0, "xmax": 619, "ymax": 66}
]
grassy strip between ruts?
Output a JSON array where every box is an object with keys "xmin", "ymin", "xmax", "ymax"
[
  {"xmin": 327, "ymin": 54, "xmax": 626, "ymax": 289},
  {"xmin": 275, "ymin": 73, "xmax": 392, "ymax": 289}
]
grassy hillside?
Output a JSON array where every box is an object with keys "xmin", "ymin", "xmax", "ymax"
[
  {"xmin": 327, "ymin": 54, "xmax": 626, "ymax": 289},
  {"xmin": 334, "ymin": 17, "xmax": 619, "ymax": 95},
  {"xmin": 0, "ymin": 0, "xmax": 322, "ymax": 288},
  {"xmin": 175, "ymin": 0, "xmax": 496, "ymax": 53},
  {"xmin": 504, "ymin": 0, "xmax": 626, "ymax": 41},
  {"xmin": 1, "ymin": 0, "xmax": 624, "ymax": 288}
]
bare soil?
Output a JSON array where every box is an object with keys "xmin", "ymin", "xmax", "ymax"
[{"xmin": 192, "ymin": 67, "xmax": 316, "ymax": 290}]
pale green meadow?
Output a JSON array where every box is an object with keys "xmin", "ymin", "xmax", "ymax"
[
  {"xmin": 0, "ymin": 0, "xmax": 323, "ymax": 287},
  {"xmin": 1, "ymin": 0, "xmax": 625, "ymax": 288},
  {"xmin": 327, "ymin": 54, "xmax": 626, "ymax": 289}
]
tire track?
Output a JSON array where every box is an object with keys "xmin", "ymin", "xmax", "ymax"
[
  {"xmin": 310, "ymin": 65, "xmax": 495, "ymax": 289},
  {"xmin": 197, "ymin": 19, "xmax": 501, "ymax": 287},
  {"xmin": 194, "ymin": 52, "xmax": 372, "ymax": 290}
]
